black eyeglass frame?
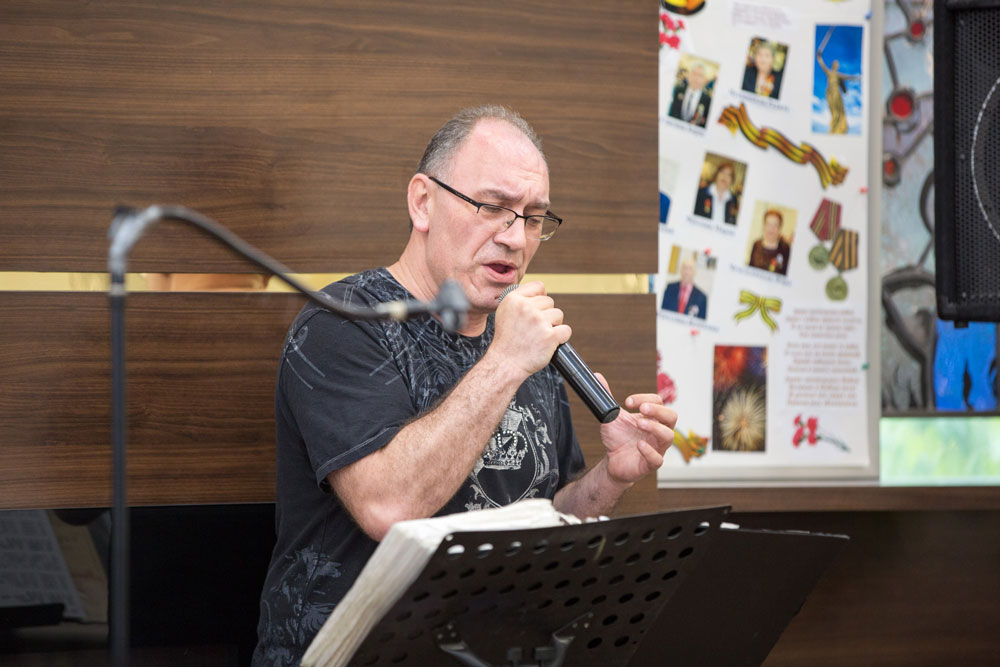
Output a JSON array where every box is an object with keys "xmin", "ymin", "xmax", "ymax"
[{"xmin": 427, "ymin": 176, "xmax": 563, "ymax": 241}]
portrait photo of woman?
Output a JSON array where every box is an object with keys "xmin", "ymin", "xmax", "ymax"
[
  {"xmin": 741, "ymin": 38, "xmax": 788, "ymax": 100},
  {"xmin": 693, "ymin": 155, "xmax": 746, "ymax": 225},
  {"xmin": 747, "ymin": 206, "xmax": 795, "ymax": 275}
]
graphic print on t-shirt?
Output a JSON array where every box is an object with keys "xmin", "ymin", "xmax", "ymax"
[{"xmin": 467, "ymin": 399, "xmax": 556, "ymax": 510}]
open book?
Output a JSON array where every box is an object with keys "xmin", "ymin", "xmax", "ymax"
[{"xmin": 301, "ymin": 499, "xmax": 583, "ymax": 667}]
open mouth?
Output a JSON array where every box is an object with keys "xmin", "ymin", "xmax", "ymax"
[{"xmin": 486, "ymin": 262, "xmax": 517, "ymax": 280}]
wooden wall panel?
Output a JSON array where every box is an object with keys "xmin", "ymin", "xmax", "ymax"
[
  {"xmin": 0, "ymin": 291, "xmax": 656, "ymax": 511},
  {"xmin": 752, "ymin": 511, "xmax": 1000, "ymax": 666},
  {"xmin": 0, "ymin": 0, "xmax": 657, "ymax": 274}
]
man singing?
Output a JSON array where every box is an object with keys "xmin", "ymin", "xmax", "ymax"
[{"xmin": 252, "ymin": 106, "xmax": 677, "ymax": 665}]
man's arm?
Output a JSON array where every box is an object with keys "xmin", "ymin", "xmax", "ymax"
[
  {"xmin": 553, "ymin": 389, "xmax": 676, "ymax": 518},
  {"xmin": 327, "ymin": 282, "xmax": 569, "ymax": 541}
]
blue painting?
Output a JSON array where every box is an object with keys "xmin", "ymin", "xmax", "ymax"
[{"xmin": 812, "ymin": 24, "xmax": 864, "ymax": 135}]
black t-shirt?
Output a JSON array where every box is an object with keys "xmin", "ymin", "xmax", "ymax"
[{"xmin": 252, "ymin": 268, "xmax": 585, "ymax": 666}]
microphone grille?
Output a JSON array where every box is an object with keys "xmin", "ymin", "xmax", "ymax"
[{"xmin": 498, "ymin": 284, "xmax": 521, "ymax": 303}]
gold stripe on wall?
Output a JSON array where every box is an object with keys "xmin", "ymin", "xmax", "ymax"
[{"xmin": 0, "ymin": 272, "xmax": 650, "ymax": 294}]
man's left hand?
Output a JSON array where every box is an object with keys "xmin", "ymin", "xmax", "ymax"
[{"xmin": 597, "ymin": 374, "xmax": 677, "ymax": 485}]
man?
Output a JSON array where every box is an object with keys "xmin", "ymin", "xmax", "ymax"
[
  {"xmin": 694, "ymin": 161, "xmax": 739, "ymax": 225},
  {"xmin": 668, "ymin": 62, "xmax": 712, "ymax": 128},
  {"xmin": 661, "ymin": 257, "xmax": 707, "ymax": 319},
  {"xmin": 252, "ymin": 106, "xmax": 677, "ymax": 665}
]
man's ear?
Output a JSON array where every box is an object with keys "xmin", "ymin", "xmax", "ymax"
[{"xmin": 408, "ymin": 174, "xmax": 433, "ymax": 233}]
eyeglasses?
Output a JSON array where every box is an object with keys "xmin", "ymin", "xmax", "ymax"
[{"xmin": 428, "ymin": 176, "xmax": 563, "ymax": 241}]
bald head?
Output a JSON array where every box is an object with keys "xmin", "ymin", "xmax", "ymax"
[{"xmin": 417, "ymin": 105, "xmax": 546, "ymax": 180}]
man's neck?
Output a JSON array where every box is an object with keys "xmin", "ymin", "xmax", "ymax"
[{"xmin": 386, "ymin": 259, "xmax": 490, "ymax": 338}]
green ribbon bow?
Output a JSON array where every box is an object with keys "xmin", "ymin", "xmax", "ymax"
[{"xmin": 733, "ymin": 290, "xmax": 782, "ymax": 331}]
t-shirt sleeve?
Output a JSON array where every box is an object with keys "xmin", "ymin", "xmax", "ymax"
[{"xmin": 277, "ymin": 307, "xmax": 416, "ymax": 489}]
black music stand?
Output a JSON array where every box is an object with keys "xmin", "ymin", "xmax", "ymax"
[
  {"xmin": 627, "ymin": 524, "xmax": 849, "ymax": 667},
  {"xmin": 343, "ymin": 506, "xmax": 730, "ymax": 667}
]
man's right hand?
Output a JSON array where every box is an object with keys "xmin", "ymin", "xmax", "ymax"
[{"xmin": 488, "ymin": 281, "xmax": 572, "ymax": 379}]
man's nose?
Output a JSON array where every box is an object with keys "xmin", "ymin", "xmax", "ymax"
[{"xmin": 493, "ymin": 217, "xmax": 529, "ymax": 249}]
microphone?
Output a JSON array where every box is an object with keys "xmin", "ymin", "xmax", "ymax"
[
  {"xmin": 432, "ymin": 280, "xmax": 469, "ymax": 332},
  {"xmin": 499, "ymin": 285, "xmax": 620, "ymax": 423},
  {"xmin": 370, "ymin": 279, "xmax": 469, "ymax": 333}
]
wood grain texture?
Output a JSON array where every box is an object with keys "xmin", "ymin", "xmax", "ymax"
[
  {"xmin": 753, "ymin": 511, "xmax": 1000, "ymax": 666},
  {"xmin": 0, "ymin": 291, "xmax": 656, "ymax": 510},
  {"xmin": 657, "ymin": 485, "xmax": 1000, "ymax": 512},
  {"xmin": 0, "ymin": 0, "xmax": 656, "ymax": 273}
]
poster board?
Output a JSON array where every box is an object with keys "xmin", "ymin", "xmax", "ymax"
[{"xmin": 655, "ymin": 0, "xmax": 880, "ymax": 483}]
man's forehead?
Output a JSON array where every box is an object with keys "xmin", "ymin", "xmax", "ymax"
[{"xmin": 451, "ymin": 121, "xmax": 550, "ymax": 202}]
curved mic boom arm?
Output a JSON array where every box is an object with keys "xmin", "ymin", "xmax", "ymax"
[
  {"xmin": 108, "ymin": 205, "xmax": 469, "ymax": 329},
  {"xmin": 106, "ymin": 205, "xmax": 468, "ymax": 666}
]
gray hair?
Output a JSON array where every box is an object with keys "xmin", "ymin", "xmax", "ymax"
[{"xmin": 416, "ymin": 105, "xmax": 545, "ymax": 178}]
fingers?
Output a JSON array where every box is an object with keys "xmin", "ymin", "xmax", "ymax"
[
  {"xmin": 637, "ymin": 440, "xmax": 666, "ymax": 469},
  {"xmin": 640, "ymin": 403, "xmax": 678, "ymax": 430},
  {"xmin": 624, "ymin": 393, "xmax": 663, "ymax": 408},
  {"xmin": 513, "ymin": 280, "xmax": 546, "ymax": 297},
  {"xmin": 492, "ymin": 282, "xmax": 570, "ymax": 376},
  {"xmin": 624, "ymin": 394, "xmax": 677, "ymax": 430},
  {"xmin": 636, "ymin": 414, "xmax": 675, "ymax": 448},
  {"xmin": 553, "ymin": 323, "xmax": 572, "ymax": 346}
]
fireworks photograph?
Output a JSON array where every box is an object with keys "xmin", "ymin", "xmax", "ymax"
[{"xmin": 712, "ymin": 345, "xmax": 768, "ymax": 452}]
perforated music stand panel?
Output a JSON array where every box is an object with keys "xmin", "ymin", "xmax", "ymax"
[{"xmin": 347, "ymin": 506, "xmax": 728, "ymax": 667}]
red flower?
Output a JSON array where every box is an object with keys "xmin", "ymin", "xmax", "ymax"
[
  {"xmin": 664, "ymin": 34, "xmax": 680, "ymax": 49},
  {"xmin": 661, "ymin": 13, "xmax": 676, "ymax": 31},
  {"xmin": 657, "ymin": 372, "xmax": 677, "ymax": 404},
  {"xmin": 792, "ymin": 425, "xmax": 804, "ymax": 446},
  {"xmin": 677, "ymin": 19, "xmax": 686, "ymax": 30}
]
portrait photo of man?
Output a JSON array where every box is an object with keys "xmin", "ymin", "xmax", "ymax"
[
  {"xmin": 667, "ymin": 55, "xmax": 717, "ymax": 128},
  {"xmin": 661, "ymin": 255, "xmax": 709, "ymax": 320}
]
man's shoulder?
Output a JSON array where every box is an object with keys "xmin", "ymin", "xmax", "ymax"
[
  {"xmin": 320, "ymin": 268, "xmax": 404, "ymax": 303},
  {"xmin": 285, "ymin": 268, "xmax": 400, "ymax": 336}
]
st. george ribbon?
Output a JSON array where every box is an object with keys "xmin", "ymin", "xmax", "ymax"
[{"xmin": 499, "ymin": 284, "xmax": 621, "ymax": 423}]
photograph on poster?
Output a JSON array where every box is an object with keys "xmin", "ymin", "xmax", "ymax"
[
  {"xmin": 812, "ymin": 24, "xmax": 864, "ymax": 135},
  {"xmin": 660, "ymin": 244, "xmax": 715, "ymax": 320},
  {"xmin": 667, "ymin": 53, "xmax": 719, "ymax": 128},
  {"xmin": 741, "ymin": 37, "xmax": 789, "ymax": 100},
  {"xmin": 659, "ymin": 157, "xmax": 681, "ymax": 227},
  {"xmin": 745, "ymin": 201, "xmax": 798, "ymax": 276},
  {"xmin": 712, "ymin": 345, "xmax": 768, "ymax": 453},
  {"xmin": 656, "ymin": 0, "xmax": 873, "ymax": 483},
  {"xmin": 693, "ymin": 153, "xmax": 747, "ymax": 225}
]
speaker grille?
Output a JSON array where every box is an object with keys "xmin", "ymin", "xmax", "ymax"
[{"xmin": 951, "ymin": 8, "xmax": 1000, "ymax": 307}]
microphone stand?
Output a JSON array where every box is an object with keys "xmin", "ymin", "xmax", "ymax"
[{"xmin": 107, "ymin": 205, "xmax": 468, "ymax": 666}]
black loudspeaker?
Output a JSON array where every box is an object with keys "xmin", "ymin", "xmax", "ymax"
[{"xmin": 934, "ymin": 0, "xmax": 1000, "ymax": 322}]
